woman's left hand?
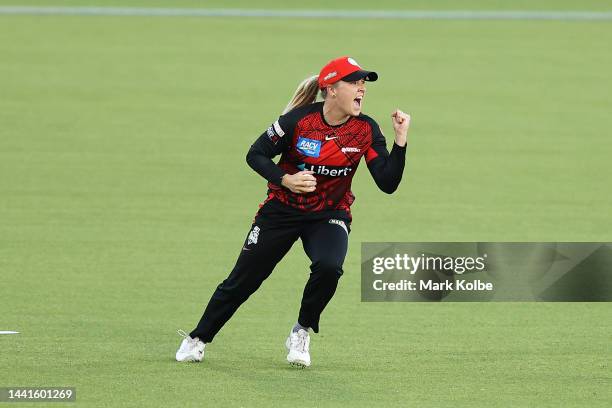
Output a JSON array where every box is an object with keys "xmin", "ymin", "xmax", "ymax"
[{"xmin": 391, "ymin": 109, "xmax": 411, "ymax": 147}]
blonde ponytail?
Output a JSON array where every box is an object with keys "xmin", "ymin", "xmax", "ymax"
[{"xmin": 283, "ymin": 75, "xmax": 320, "ymax": 114}]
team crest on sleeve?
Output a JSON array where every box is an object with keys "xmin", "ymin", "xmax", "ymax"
[
  {"xmin": 266, "ymin": 126, "xmax": 279, "ymax": 144},
  {"xmin": 266, "ymin": 120, "xmax": 285, "ymax": 145}
]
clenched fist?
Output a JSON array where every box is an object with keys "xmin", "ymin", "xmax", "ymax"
[
  {"xmin": 281, "ymin": 170, "xmax": 317, "ymax": 194},
  {"xmin": 391, "ymin": 109, "xmax": 411, "ymax": 147}
]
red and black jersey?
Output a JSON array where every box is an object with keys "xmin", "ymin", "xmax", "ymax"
[{"xmin": 246, "ymin": 102, "xmax": 406, "ymax": 216}]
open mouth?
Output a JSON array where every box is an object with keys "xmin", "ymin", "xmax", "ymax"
[{"xmin": 353, "ymin": 96, "xmax": 363, "ymax": 109}]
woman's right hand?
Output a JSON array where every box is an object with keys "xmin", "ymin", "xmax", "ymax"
[{"xmin": 281, "ymin": 170, "xmax": 317, "ymax": 194}]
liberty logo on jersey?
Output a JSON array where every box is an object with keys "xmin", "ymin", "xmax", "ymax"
[
  {"xmin": 297, "ymin": 162, "xmax": 353, "ymax": 177},
  {"xmin": 296, "ymin": 137, "xmax": 321, "ymax": 158}
]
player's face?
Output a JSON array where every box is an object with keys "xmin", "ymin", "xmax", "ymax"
[{"xmin": 333, "ymin": 79, "xmax": 366, "ymax": 116}]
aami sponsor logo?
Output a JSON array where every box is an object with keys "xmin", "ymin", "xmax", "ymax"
[
  {"xmin": 299, "ymin": 163, "xmax": 353, "ymax": 177},
  {"xmin": 341, "ymin": 147, "xmax": 360, "ymax": 153},
  {"xmin": 329, "ymin": 219, "xmax": 349, "ymax": 235}
]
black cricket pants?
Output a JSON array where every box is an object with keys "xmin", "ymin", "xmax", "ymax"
[{"xmin": 190, "ymin": 199, "xmax": 350, "ymax": 343}]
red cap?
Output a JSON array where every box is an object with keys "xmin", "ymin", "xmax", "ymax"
[{"xmin": 317, "ymin": 56, "xmax": 378, "ymax": 90}]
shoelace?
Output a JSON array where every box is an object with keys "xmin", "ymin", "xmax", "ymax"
[
  {"xmin": 178, "ymin": 329, "xmax": 199, "ymax": 349},
  {"xmin": 293, "ymin": 332, "xmax": 309, "ymax": 353}
]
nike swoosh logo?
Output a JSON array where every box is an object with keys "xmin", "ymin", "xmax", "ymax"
[
  {"xmin": 325, "ymin": 135, "xmax": 338, "ymax": 140},
  {"xmin": 242, "ymin": 247, "xmax": 251, "ymax": 251}
]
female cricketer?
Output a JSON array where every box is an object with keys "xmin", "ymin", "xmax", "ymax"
[{"xmin": 176, "ymin": 56, "xmax": 411, "ymax": 367}]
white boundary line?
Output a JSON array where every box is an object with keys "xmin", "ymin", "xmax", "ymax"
[
  {"xmin": 0, "ymin": 331, "xmax": 20, "ymax": 335},
  {"xmin": 0, "ymin": 6, "xmax": 612, "ymax": 20}
]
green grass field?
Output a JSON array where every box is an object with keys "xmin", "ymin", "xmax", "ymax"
[{"xmin": 1, "ymin": 1, "xmax": 611, "ymax": 406}]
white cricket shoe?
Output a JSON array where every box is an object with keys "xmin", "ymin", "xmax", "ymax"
[
  {"xmin": 175, "ymin": 329, "xmax": 205, "ymax": 362},
  {"xmin": 285, "ymin": 328, "xmax": 311, "ymax": 368}
]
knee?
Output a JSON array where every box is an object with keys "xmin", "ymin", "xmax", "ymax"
[
  {"xmin": 215, "ymin": 276, "xmax": 259, "ymax": 302},
  {"xmin": 311, "ymin": 258, "xmax": 344, "ymax": 279}
]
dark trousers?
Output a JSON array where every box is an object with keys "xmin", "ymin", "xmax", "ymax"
[{"xmin": 190, "ymin": 200, "xmax": 350, "ymax": 343}]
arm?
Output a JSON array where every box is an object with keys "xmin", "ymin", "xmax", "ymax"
[
  {"xmin": 245, "ymin": 117, "xmax": 317, "ymax": 193},
  {"xmin": 365, "ymin": 110, "xmax": 411, "ymax": 194},
  {"xmin": 245, "ymin": 120, "xmax": 288, "ymax": 187}
]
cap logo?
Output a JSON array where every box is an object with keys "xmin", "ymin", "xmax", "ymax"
[
  {"xmin": 347, "ymin": 57, "xmax": 360, "ymax": 67},
  {"xmin": 323, "ymin": 71, "xmax": 337, "ymax": 81}
]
